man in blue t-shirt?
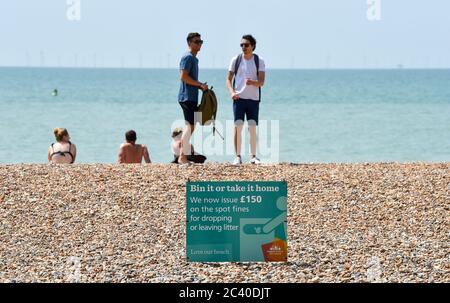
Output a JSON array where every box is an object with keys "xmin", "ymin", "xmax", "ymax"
[{"xmin": 178, "ymin": 32, "xmax": 209, "ymax": 165}]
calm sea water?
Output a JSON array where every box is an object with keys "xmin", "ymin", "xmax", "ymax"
[{"xmin": 0, "ymin": 67, "xmax": 449, "ymax": 164}]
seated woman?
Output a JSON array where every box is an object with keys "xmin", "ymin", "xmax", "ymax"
[
  {"xmin": 171, "ymin": 128, "xmax": 206, "ymax": 164},
  {"xmin": 48, "ymin": 128, "xmax": 77, "ymax": 164}
]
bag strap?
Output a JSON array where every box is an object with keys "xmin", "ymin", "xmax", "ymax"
[
  {"xmin": 254, "ymin": 54, "xmax": 261, "ymax": 102},
  {"xmin": 254, "ymin": 54, "xmax": 260, "ymax": 72},
  {"xmin": 232, "ymin": 54, "xmax": 243, "ymax": 90},
  {"xmin": 209, "ymin": 88, "xmax": 224, "ymax": 140}
]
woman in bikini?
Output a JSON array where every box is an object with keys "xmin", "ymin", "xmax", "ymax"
[{"xmin": 48, "ymin": 128, "xmax": 77, "ymax": 164}]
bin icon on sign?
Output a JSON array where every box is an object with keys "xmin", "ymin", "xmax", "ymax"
[
  {"xmin": 240, "ymin": 218, "xmax": 275, "ymax": 261},
  {"xmin": 239, "ymin": 196, "xmax": 288, "ymax": 262}
]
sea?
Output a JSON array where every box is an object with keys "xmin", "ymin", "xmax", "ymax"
[{"xmin": 0, "ymin": 67, "xmax": 449, "ymax": 164}]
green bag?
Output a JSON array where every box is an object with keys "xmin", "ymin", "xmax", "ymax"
[
  {"xmin": 197, "ymin": 87, "xmax": 223, "ymax": 139},
  {"xmin": 198, "ymin": 88, "xmax": 217, "ymax": 126}
]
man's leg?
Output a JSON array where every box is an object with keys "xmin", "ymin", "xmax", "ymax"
[
  {"xmin": 247, "ymin": 101, "xmax": 260, "ymax": 161},
  {"xmin": 248, "ymin": 123, "xmax": 257, "ymax": 157},
  {"xmin": 179, "ymin": 101, "xmax": 197, "ymax": 164},
  {"xmin": 179, "ymin": 123, "xmax": 195, "ymax": 164},
  {"xmin": 234, "ymin": 123, "xmax": 243, "ymax": 156},
  {"xmin": 233, "ymin": 100, "xmax": 245, "ymax": 163}
]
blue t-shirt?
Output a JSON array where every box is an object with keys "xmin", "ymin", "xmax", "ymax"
[{"xmin": 178, "ymin": 52, "xmax": 199, "ymax": 103}]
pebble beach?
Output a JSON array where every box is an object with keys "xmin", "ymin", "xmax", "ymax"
[{"xmin": 0, "ymin": 163, "xmax": 449, "ymax": 283}]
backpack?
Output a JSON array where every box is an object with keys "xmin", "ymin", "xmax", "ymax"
[
  {"xmin": 198, "ymin": 87, "xmax": 224, "ymax": 139},
  {"xmin": 233, "ymin": 53, "xmax": 261, "ymax": 101}
]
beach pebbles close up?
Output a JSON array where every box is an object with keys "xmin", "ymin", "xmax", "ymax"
[{"xmin": 0, "ymin": 163, "xmax": 449, "ymax": 283}]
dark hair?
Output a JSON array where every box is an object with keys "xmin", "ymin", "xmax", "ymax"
[
  {"xmin": 125, "ymin": 130, "xmax": 137, "ymax": 143},
  {"xmin": 242, "ymin": 34, "xmax": 257, "ymax": 51},
  {"xmin": 186, "ymin": 32, "xmax": 201, "ymax": 44}
]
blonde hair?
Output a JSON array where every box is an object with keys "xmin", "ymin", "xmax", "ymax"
[
  {"xmin": 171, "ymin": 127, "xmax": 183, "ymax": 138},
  {"xmin": 53, "ymin": 128, "xmax": 69, "ymax": 142}
]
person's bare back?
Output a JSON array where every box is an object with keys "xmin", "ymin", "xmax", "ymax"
[{"xmin": 118, "ymin": 143, "xmax": 151, "ymax": 164}]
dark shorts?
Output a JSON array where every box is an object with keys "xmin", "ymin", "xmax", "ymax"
[
  {"xmin": 233, "ymin": 99, "xmax": 260, "ymax": 125},
  {"xmin": 179, "ymin": 100, "xmax": 198, "ymax": 125},
  {"xmin": 172, "ymin": 154, "xmax": 207, "ymax": 164}
]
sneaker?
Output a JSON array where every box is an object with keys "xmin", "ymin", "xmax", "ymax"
[
  {"xmin": 232, "ymin": 156, "xmax": 242, "ymax": 165},
  {"xmin": 250, "ymin": 157, "xmax": 261, "ymax": 165}
]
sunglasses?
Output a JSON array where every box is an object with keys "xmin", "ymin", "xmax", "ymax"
[
  {"xmin": 192, "ymin": 39, "xmax": 204, "ymax": 45},
  {"xmin": 240, "ymin": 43, "xmax": 251, "ymax": 48}
]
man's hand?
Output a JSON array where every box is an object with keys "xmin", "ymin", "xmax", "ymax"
[
  {"xmin": 231, "ymin": 91, "xmax": 240, "ymax": 100},
  {"xmin": 246, "ymin": 78, "xmax": 259, "ymax": 86},
  {"xmin": 199, "ymin": 83, "xmax": 209, "ymax": 91}
]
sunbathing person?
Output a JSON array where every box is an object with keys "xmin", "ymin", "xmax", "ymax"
[
  {"xmin": 118, "ymin": 130, "xmax": 151, "ymax": 164},
  {"xmin": 48, "ymin": 128, "xmax": 77, "ymax": 164},
  {"xmin": 171, "ymin": 128, "xmax": 206, "ymax": 164}
]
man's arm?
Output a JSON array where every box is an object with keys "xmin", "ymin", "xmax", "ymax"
[
  {"xmin": 246, "ymin": 71, "xmax": 265, "ymax": 87},
  {"xmin": 143, "ymin": 145, "xmax": 151, "ymax": 164},
  {"xmin": 257, "ymin": 71, "xmax": 265, "ymax": 87},
  {"xmin": 118, "ymin": 145, "xmax": 126, "ymax": 164},
  {"xmin": 226, "ymin": 71, "xmax": 239, "ymax": 100},
  {"xmin": 180, "ymin": 70, "xmax": 208, "ymax": 91}
]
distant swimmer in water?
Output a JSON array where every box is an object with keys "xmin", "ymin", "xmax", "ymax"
[
  {"xmin": 48, "ymin": 128, "xmax": 77, "ymax": 164},
  {"xmin": 52, "ymin": 89, "xmax": 58, "ymax": 96}
]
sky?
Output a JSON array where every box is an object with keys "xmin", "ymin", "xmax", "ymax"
[{"xmin": 1, "ymin": 0, "xmax": 449, "ymax": 69}]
